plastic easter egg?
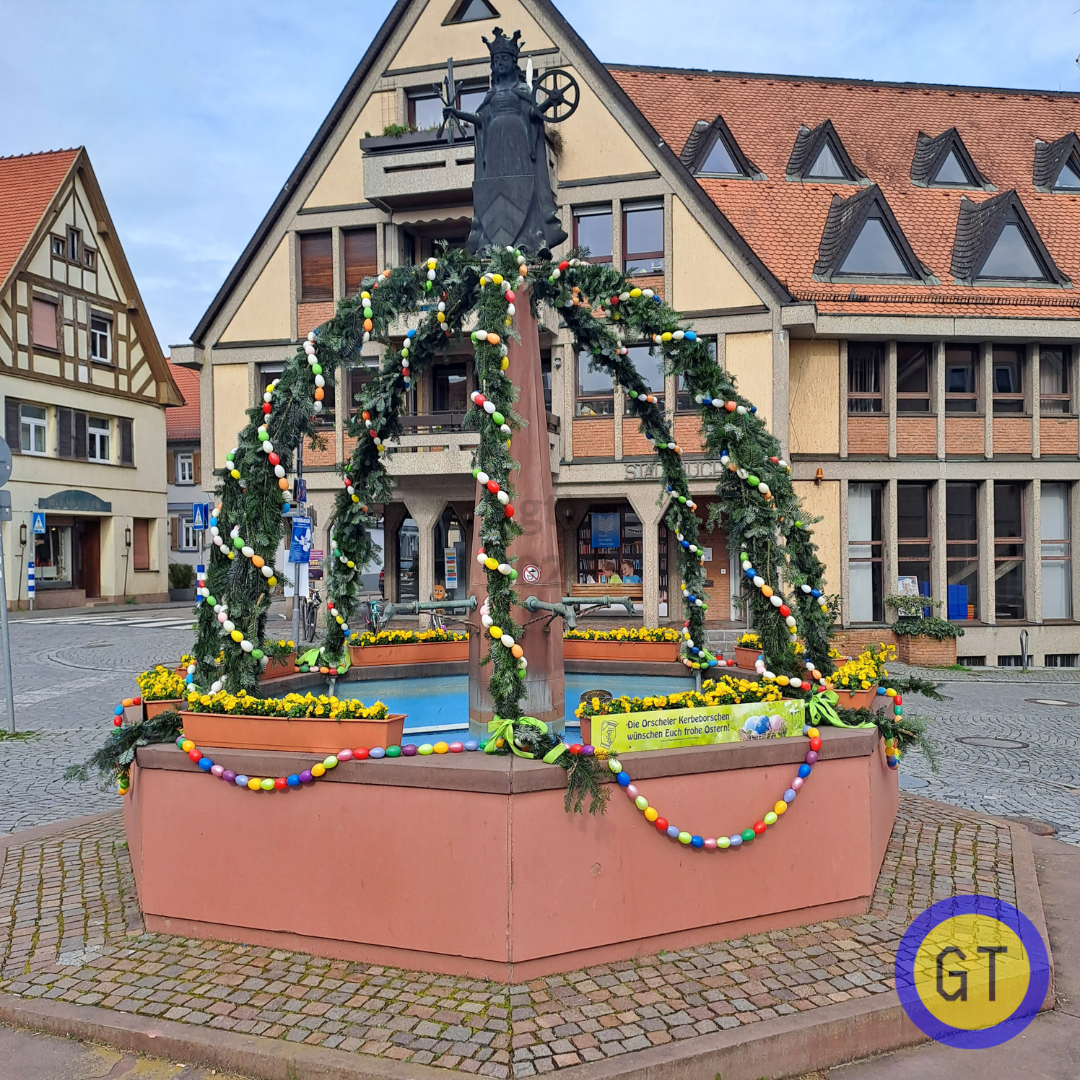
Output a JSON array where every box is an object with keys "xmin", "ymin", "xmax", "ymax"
[
  {"xmin": 434, "ymin": 742, "xmax": 449, "ymax": 754},
  {"xmin": 299, "ymin": 770, "xmax": 313, "ymax": 783},
  {"xmin": 323, "ymin": 756, "xmax": 338, "ymax": 770},
  {"xmin": 805, "ymin": 750, "xmax": 818, "ymax": 765},
  {"xmin": 809, "ymin": 736, "xmax": 822, "ymax": 751},
  {"xmin": 385, "ymin": 745, "xmax": 402, "ymax": 758},
  {"xmin": 418, "ymin": 744, "xmax": 434, "ymax": 756},
  {"xmin": 286, "ymin": 774, "xmax": 300, "ymax": 787},
  {"xmin": 211, "ymin": 764, "xmax": 225, "ymax": 778},
  {"xmin": 764, "ymin": 812, "xmax": 778, "ymax": 826},
  {"xmin": 260, "ymin": 778, "xmax": 275, "ymax": 791},
  {"xmin": 369, "ymin": 747, "xmax": 386, "ymax": 759},
  {"xmin": 464, "ymin": 739, "xmax": 479, "ymax": 751},
  {"xmin": 311, "ymin": 763, "xmax": 326, "ymax": 777},
  {"xmin": 449, "ymin": 741, "xmax": 464, "ymax": 753}
]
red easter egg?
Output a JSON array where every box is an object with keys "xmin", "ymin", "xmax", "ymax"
[
  {"xmin": 558, "ymin": 261, "xmax": 569, "ymax": 272},
  {"xmin": 354, "ymin": 748, "xmax": 369, "ymax": 759},
  {"xmin": 505, "ymin": 290, "xmax": 515, "ymax": 302},
  {"xmin": 779, "ymin": 605, "xmax": 791, "ymax": 618},
  {"xmin": 753, "ymin": 821, "xmax": 767, "ymax": 836},
  {"xmin": 133, "ymin": 697, "xmax": 141, "ymax": 706},
  {"xmin": 486, "ymin": 480, "xmax": 499, "ymax": 494},
  {"xmin": 262, "ymin": 403, "xmax": 271, "ymax": 414},
  {"xmin": 268, "ymin": 453, "xmax": 280, "ymax": 466},
  {"xmin": 569, "ymin": 744, "xmax": 582, "ymax": 755},
  {"xmin": 113, "ymin": 717, "xmax": 122, "ymax": 727},
  {"xmin": 504, "ymin": 504, "xmax": 515, "ymax": 518},
  {"xmin": 894, "ymin": 694, "xmax": 903, "ymax": 705},
  {"xmin": 188, "ymin": 749, "xmax": 201, "ymax": 763},
  {"xmin": 275, "ymin": 777, "xmax": 288, "ymax": 790},
  {"xmin": 810, "ymin": 736, "xmax": 822, "ymax": 752},
  {"xmin": 655, "ymin": 817, "xmax": 668, "ymax": 832}
]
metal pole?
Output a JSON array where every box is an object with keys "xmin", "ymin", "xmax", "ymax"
[
  {"xmin": 0, "ymin": 526, "xmax": 17, "ymax": 734},
  {"xmin": 292, "ymin": 555, "xmax": 301, "ymax": 645}
]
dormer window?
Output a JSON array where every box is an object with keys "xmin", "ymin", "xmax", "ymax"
[
  {"xmin": 787, "ymin": 120, "xmax": 865, "ymax": 183},
  {"xmin": 679, "ymin": 115, "xmax": 762, "ymax": 180},
  {"xmin": 951, "ymin": 191, "xmax": 1069, "ymax": 286},
  {"xmin": 807, "ymin": 142, "xmax": 845, "ymax": 179},
  {"xmin": 1034, "ymin": 133, "xmax": 1080, "ymax": 192},
  {"xmin": 445, "ymin": 0, "xmax": 499, "ymax": 23},
  {"xmin": 814, "ymin": 185, "xmax": 935, "ymax": 283},
  {"xmin": 910, "ymin": 129, "xmax": 990, "ymax": 190}
]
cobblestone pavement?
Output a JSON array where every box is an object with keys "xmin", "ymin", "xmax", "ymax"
[
  {"xmin": 888, "ymin": 663, "xmax": 1080, "ymax": 846},
  {"xmin": 0, "ymin": 605, "xmax": 287, "ymax": 835},
  {"xmin": 0, "ymin": 796, "xmax": 1015, "ymax": 1077}
]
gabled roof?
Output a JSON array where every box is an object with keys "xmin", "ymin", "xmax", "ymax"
[
  {"xmin": 611, "ymin": 64, "xmax": 1080, "ymax": 317},
  {"xmin": 786, "ymin": 120, "xmax": 865, "ymax": 183},
  {"xmin": 191, "ymin": 0, "xmax": 792, "ymax": 344},
  {"xmin": 950, "ymin": 189, "xmax": 1068, "ymax": 286},
  {"xmin": 1033, "ymin": 132, "xmax": 1080, "ymax": 191},
  {"xmin": 910, "ymin": 128, "xmax": 991, "ymax": 189},
  {"xmin": 813, "ymin": 184, "xmax": 934, "ymax": 283},
  {"xmin": 166, "ymin": 363, "xmax": 200, "ymax": 439},
  {"xmin": 0, "ymin": 149, "xmax": 79, "ymax": 292},
  {"xmin": 680, "ymin": 115, "xmax": 762, "ymax": 179}
]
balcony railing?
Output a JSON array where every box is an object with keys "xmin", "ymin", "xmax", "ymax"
[{"xmin": 360, "ymin": 131, "xmax": 476, "ymax": 207}]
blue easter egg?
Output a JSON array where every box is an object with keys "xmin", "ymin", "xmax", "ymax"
[
  {"xmin": 690, "ymin": 836, "xmax": 704, "ymax": 848},
  {"xmin": 811, "ymin": 589, "xmax": 821, "ymax": 598},
  {"xmin": 286, "ymin": 775, "xmax": 300, "ymax": 787},
  {"xmin": 617, "ymin": 771, "xmax": 630, "ymax": 786},
  {"xmin": 685, "ymin": 331, "xmax": 697, "ymax": 341},
  {"xmin": 876, "ymin": 686, "xmax": 886, "ymax": 695},
  {"xmin": 798, "ymin": 763, "xmax": 811, "ymax": 778},
  {"xmin": 198, "ymin": 758, "xmax": 213, "ymax": 771}
]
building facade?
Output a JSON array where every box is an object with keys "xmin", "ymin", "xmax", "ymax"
[
  {"xmin": 0, "ymin": 149, "xmax": 181, "ymax": 608},
  {"xmin": 177, "ymin": 0, "xmax": 1079, "ymax": 665},
  {"xmin": 165, "ymin": 362, "xmax": 204, "ymax": 571}
]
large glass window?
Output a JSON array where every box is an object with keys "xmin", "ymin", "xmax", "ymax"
[
  {"xmin": 676, "ymin": 337, "xmax": 718, "ymax": 411},
  {"xmin": 397, "ymin": 518, "xmax": 419, "ymax": 602},
  {"xmin": 1040, "ymin": 347, "xmax": 1071, "ymax": 414},
  {"xmin": 838, "ymin": 216, "xmax": 909, "ymax": 277},
  {"xmin": 992, "ymin": 347, "xmax": 1025, "ymax": 414},
  {"xmin": 848, "ymin": 483, "xmax": 883, "ymax": 622},
  {"xmin": 945, "ymin": 346, "xmax": 979, "ymax": 413},
  {"xmin": 897, "ymin": 483, "xmax": 932, "ymax": 607},
  {"xmin": 35, "ymin": 523, "xmax": 71, "ymax": 586},
  {"xmin": 572, "ymin": 207, "xmax": 612, "ymax": 264},
  {"xmin": 576, "ymin": 506, "xmax": 644, "ymax": 587},
  {"xmin": 994, "ymin": 482, "xmax": 1025, "ymax": 621},
  {"xmin": 625, "ymin": 345, "xmax": 665, "ymax": 408},
  {"xmin": 1041, "ymin": 483, "xmax": 1072, "ymax": 620},
  {"xmin": 434, "ymin": 507, "xmax": 467, "ymax": 602},
  {"xmin": 978, "ymin": 222, "xmax": 1045, "ymax": 280},
  {"xmin": 89, "ymin": 315, "xmax": 111, "ymax": 363},
  {"xmin": 407, "ymin": 90, "xmax": 443, "ymax": 131},
  {"xmin": 848, "ymin": 343, "xmax": 883, "ymax": 413},
  {"xmin": 576, "ymin": 353, "xmax": 614, "ymax": 416},
  {"xmin": 20, "ymin": 404, "xmax": 47, "ymax": 455},
  {"xmin": 896, "ymin": 343, "xmax": 932, "ymax": 412},
  {"xmin": 623, "ymin": 202, "xmax": 664, "ymax": 276},
  {"xmin": 947, "ymin": 482, "xmax": 979, "ymax": 620}
]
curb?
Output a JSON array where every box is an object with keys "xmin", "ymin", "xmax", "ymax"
[
  {"xmin": 0, "ymin": 810, "xmax": 120, "ymax": 849},
  {"xmin": 0, "ymin": 990, "xmax": 925, "ymax": 1080}
]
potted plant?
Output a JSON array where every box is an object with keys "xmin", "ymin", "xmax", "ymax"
[
  {"xmin": 168, "ymin": 562, "xmax": 197, "ymax": 602},
  {"xmin": 137, "ymin": 666, "xmax": 188, "ymax": 720},
  {"xmin": 259, "ymin": 638, "xmax": 297, "ymax": 679},
  {"xmin": 562, "ymin": 627, "xmax": 681, "ymax": 662},
  {"xmin": 348, "ymin": 628, "xmax": 469, "ymax": 667},
  {"xmin": 886, "ymin": 595, "xmax": 963, "ymax": 665},
  {"xmin": 734, "ymin": 632, "xmax": 763, "ymax": 670},
  {"xmin": 180, "ymin": 689, "xmax": 406, "ymax": 754},
  {"xmin": 831, "ymin": 644, "xmax": 894, "ymax": 708}
]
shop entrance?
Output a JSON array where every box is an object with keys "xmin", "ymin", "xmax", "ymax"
[{"xmin": 73, "ymin": 518, "xmax": 101, "ymax": 598}]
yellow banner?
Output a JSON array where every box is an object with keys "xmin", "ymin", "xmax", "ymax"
[{"xmin": 592, "ymin": 699, "xmax": 806, "ymax": 755}]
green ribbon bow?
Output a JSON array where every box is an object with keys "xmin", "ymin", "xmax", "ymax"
[
  {"xmin": 808, "ymin": 689, "xmax": 875, "ymax": 729},
  {"xmin": 485, "ymin": 714, "xmax": 557, "ymax": 759}
]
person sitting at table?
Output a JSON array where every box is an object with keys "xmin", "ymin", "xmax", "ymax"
[{"xmin": 620, "ymin": 560, "xmax": 642, "ymax": 584}]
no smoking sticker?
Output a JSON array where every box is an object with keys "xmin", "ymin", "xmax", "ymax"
[{"xmin": 523, "ymin": 564, "xmax": 541, "ymax": 584}]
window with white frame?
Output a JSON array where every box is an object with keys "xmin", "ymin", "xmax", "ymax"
[
  {"xmin": 20, "ymin": 404, "xmax": 47, "ymax": 455},
  {"xmin": 176, "ymin": 452, "xmax": 194, "ymax": 484},
  {"xmin": 89, "ymin": 315, "xmax": 111, "ymax": 363},
  {"xmin": 181, "ymin": 518, "xmax": 198, "ymax": 551},
  {"xmin": 1041, "ymin": 483, "xmax": 1072, "ymax": 621},
  {"xmin": 87, "ymin": 417, "xmax": 110, "ymax": 462}
]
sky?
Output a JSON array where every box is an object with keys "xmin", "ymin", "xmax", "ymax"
[{"xmin": 3, "ymin": 0, "xmax": 1080, "ymax": 352}]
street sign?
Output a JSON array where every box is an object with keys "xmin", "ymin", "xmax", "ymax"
[
  {"xmin": 444, "ymin": 548, "xmax": 458, "ymax": 590},
  {"xmin": 31, "ymin": 513, "xmax": 46, "ymax": 535},
  {"xmin": 294, "ymin": 477, "xmax": 308, "ymax": 504},
  {"xmin": 0, "ymin": 437, "xmax": 11, "ymax": 487},
  {"xmin": 523, "ymin": 564, "xmax": 541, "ymax": 584},
  {"xmin": 192, "ymin": 504, "xmax": 207, "ymax": 531},
  {"xmin": 288, "ymin": 516, "xmax": 312, "ymax": 564}
]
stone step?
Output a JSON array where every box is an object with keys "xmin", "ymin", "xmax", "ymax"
[{"xmin": 704, "ymin": 628, "xmax": 741, "ymax": 656}]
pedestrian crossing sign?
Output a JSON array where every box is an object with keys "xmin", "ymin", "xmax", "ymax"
[{"xmin": 32, "ymin": 512, "xmax": 46, "ymax": 534}]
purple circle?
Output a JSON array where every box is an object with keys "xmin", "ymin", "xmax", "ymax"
[
  {"xmin": 299, "ymin": 770, "xmax": 313, "ymax": 783},
  {"xmin": 222, "ymin": 770, "xmax": 236, "ymax": 784},
  {"xmin": 805, "ymin": 750, "xmax": 818, "ymax": 764},
  {"xmin": 401, "ymin": 744, "xmax": 418, "ymax": 756},
  {"xmin": 369, "ymin": 747, "xmax": 386, "ymax": 759},
  {"xmin": 895, "ymin": 895, "xmax": 1050, "ymax": 1049},
  {"xmin": 464, "ymin": 739, "xmax": 479, "ymax": 751},
  {"xmin": 581, "ymin": 745, "xmax": 595, "ymax": 756}
]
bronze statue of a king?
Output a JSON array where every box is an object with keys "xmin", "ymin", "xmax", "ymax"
[{"xmin": 444, "ymin": 28, "xmax": 567, "ymax": 254}]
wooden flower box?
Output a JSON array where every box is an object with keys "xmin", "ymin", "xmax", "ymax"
[
  {"xmin": 734, "ymin": 646, "xmax": 761, "ymax": 669},
  {"xmin": 562, "ymin": 639, "xmax": 679, "ymax": 663},
  {"xmin": 259, "ymin": 654, "xmax": 297, "ymax": 680},
  {"xmin": 179, "ymin": 711, "xmax": 407, "ymax": 755},
  {"xmin": 145, "ymin": 699, "xmax": 184, "ymax": 721},
  {"xmin": 349, "ymin": 641, "xmax": 468, "ymax": 667}
]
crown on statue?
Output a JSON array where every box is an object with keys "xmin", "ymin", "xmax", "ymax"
[{"xmin": 483, "ymin": 27, "xmax": 523, "ymax": 61}]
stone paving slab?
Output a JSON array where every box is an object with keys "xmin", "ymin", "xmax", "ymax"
[{"xmin": 0, "ymin": 794, "xmax": 1018, "ymax": 1078}]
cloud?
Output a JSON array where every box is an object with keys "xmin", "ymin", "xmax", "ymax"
[{"xmin": 2, "ymin": 0, "xmax": 1077, "ymax": 350}]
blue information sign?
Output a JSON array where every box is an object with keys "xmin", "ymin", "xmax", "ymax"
[
  {"xmin": 31, "ymin": 512, "xmax": 46, "ymax": 535},
  {"xmin": 192, "ymin": 504, "xmax": 207, "ymax": 531},
  {"xmin": 288, "ymin": 516, "xmax": 312, "ymax": 564}
]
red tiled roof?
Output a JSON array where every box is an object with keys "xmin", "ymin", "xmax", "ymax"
[
  {"xmin": 0, "ymin": 149, "xmax": 79, "ymax": 288},
  {"xmin": 609, "ymin": 68, "xmax": 1080, "ymax": 318},
  {"xmin": 166, "ymin": 363, "xmax": 199, "ymax": 440}
]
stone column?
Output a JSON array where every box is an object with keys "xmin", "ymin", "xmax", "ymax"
[
  {"xmin": 935, "ymin": 341, "xmax": 946, "ymax": 461},
  {"xmin": 625, "ymin": 486, "xmax": 669, "ymax": 628},
  {"xmin": 931, "ymin": 476, "xmax": 948, "ymax": 610},
  {"xmin": 1031, "ymin": 343, "xmax": 1041, "ymax": 459},
  {"xmin": 980, "ymin": 480, "xmax": 995, "ymax": 625},
  {"xmin": 1028, "ymin": 480, "xmax": 1041, "ymax": 625},
  {"xmin": 982, "ymin": 341, "xmax": 994, "ymax": 459},
  {"xmin": 381, "ymin": 503, "xmax": 407, "ymax": 606},
  {"xmin": 886, "ymin": 340, "xmax": 897, "ymax": 460},
  {"xmin": 840, "ymin": 479, "xmax": 851, "ymax": 627},
  {"xmin": 839, "ymin": 340, "xmax": 849, "ymax": 460},
  {"xmin": 883, "ymin": 479, "xmax": 898, "ymax": 623},
  {"xmin": 402, "ymin": 493, "xmax": 445, "ymax": 628}
]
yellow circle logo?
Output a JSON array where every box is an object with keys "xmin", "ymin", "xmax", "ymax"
[{"xmin": 913, "ymin": 914, "xmax": 1030, "ymax": 1031}]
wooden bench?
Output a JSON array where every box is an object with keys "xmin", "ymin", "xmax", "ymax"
[{"xmin": 569, "ymin": 582, "xmax": 644, "ymax": 603}]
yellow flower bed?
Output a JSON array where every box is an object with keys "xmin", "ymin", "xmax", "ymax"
[
  {"xmin": 563, "ymin": 627, "xmax": 681, "ymax": 643},
  {"xmin": 136, "ymin": 666, "xmax": 187, "ymax": 701},
  {"xmin": 575, "ymin": 676, "xmax": 783, "ymax": 719},
  {"xmin": 348, "ymin": 629, "xmax": 467, "ymax": 647},
  {"xmin": 833, "ymin": 644, "xmax": 895, "ymax": 691},
  {"xmin": 736, "ymin": 632, "xmax": 804, "ymax": 656},
  {"xmin": 260, "ymin": 638, "xmax": 296, "ymax": 660},
  {"xmin": 185, "ymin": 689, "xmax": 389, "ymax": 720}
]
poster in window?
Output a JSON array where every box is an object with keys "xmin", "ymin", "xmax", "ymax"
[
  {"xmin": 591, "ymin": 512, "xmax": 620, "ymax": 549},
  {"xmin": 896, "ymin": 575, "xmax": 920, "ymax": 597}
]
